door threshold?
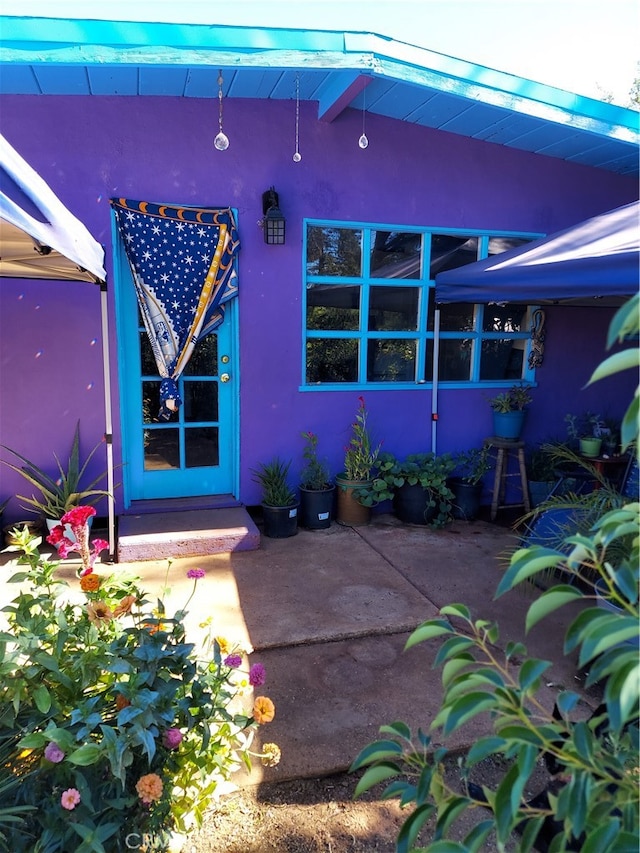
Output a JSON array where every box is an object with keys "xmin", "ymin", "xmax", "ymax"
[{"xmin": 122, "ymin": 494, "xmax": 241, "ymax": 515}]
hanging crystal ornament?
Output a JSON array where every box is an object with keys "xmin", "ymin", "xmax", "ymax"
[
  {"xmin": 293, "ymin": 73, "xmax": 302, "ymax": 162},
  {"xmin": 358, "ymin": 87, "xmax": 369, "ymax": 149},
  {"xmin": 214, "ymin": 70, "xmax": 230, "ymax": 151}
]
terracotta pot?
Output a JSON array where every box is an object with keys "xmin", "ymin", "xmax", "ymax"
[{"xmin": 335, "ymin": 476, "xmax": 371, "ymax": 526}]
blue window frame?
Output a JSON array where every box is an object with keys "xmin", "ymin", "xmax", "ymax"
[{"xmin": 303, "ymin": 220, "xmax": 542, "ymax": 389}]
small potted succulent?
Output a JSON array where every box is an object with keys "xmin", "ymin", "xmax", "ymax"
[
  {"xmin": 489, "ymin": 384, "xmax": 532, "ymax": 440},
  {"xmin": 1, "ymin": 421, "xmax": 111, "ymax": 541},
  {"xmin": 565, "ymin": 412, "xmax": 606, "ymax": 458},
  {"xmin": 299, "ymin": 431, "xmax": 334, "ymax": 530},
  {"xmin": 252, "ymin": 457, "xmax": 298, "ymax": 538}
]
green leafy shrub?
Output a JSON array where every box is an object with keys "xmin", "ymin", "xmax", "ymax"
[
  {"xmin": 351, "ymin": 294, "xmax": 640, "ymax": 852},
  {"xmin": 0, "ymin": 506, "xmax": 279, "ymax": 852}
]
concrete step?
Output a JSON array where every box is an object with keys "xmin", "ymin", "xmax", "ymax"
[{"xmin": 117, "ymin": 506, "xmax": 260, "ymax": 563}]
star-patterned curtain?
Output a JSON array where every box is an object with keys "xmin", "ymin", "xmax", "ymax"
[{"xmin": 111, "ymin": 199, "xmax": 239, "ymax": 420}]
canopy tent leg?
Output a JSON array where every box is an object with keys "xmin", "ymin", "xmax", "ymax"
[
  {"xmin": 431, "ymin": 307, "xmax": 441, "ymax": 454},
  {"xmin": 99, "ymin": 281, "xmax": 116, "ymax": 561}
]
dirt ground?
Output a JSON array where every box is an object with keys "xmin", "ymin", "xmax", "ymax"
[{"xmin": 187, "ymin": 755, "xmax": 550, "ymax": 852}]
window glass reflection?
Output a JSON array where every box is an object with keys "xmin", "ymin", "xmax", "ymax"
[
  {"xmin": 370, "ymin": 232, "xmax": 421, "ymax": 279},
  {"xmin": 367, "ymin": 340, "xmax": 416, "ymax": 382},
  {"xmin": 428, "ymin": 301, "xmax": 475, "ymax": 332},
  {"xmin": 480, "ymin": 340, "xmax": 525, "ymax": 380},
  {"xmin": 488, "ymin": 236, "xmax": 531, "ymax": 255},
  {"xmin": 369, "ymin": 286, "xmax": 418, "ymax": 331},
  {"xmin": 482, "ymin": 304, "xmax": 527, "ymax": 333},
  {"xmin": 306, "ymin": 227, "xmax": 362, "ymax": 277},
  {"xmin": 429, "ymin": 235, "xmax": 479, "ymax": 277},
  {"xmin": 436, "ymin": 338, "xmax": 473, "ymax": 381},
  {"xmin": 307, "ymin": 284, "xmax": 360, "ymax": 330},
  {"xmin": 306, "ymin": 339, "xmax": 358, "ymax": 383}
]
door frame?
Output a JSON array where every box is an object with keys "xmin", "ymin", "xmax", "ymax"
[{"xmin": 111, "ymin": 214, "xmax": 240, "ymax": 509}]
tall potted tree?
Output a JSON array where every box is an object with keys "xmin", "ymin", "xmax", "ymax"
[
  {"xmin": 299, "ymin": 431, "xmax": 334, "ymax": 530},
  {"xmin": 335, "ymin": 397, "xmax": 381, "ymax": 526}
]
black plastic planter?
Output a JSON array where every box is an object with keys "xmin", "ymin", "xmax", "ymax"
[{"xmin": 262, "ymin": 504, "xmax": 299, "ymax": 538}]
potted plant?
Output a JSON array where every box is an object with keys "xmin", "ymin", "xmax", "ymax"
[
  {"xmin": 449, "ymin": 446, "xmax": 491, "ymax": 521},
  {"xmin": 526, "ymin": 442, "xmax": 559, "ymax": 507},
  {"xmin": 335, "ymin": 396, "xmax": 382, "ymax": 526},
  {"xmin": 298, "ymin": 431, "xmax": 335, "ymax": 530},
  {"xmin": 489, "ymin": 384, "xmax": 532, "ymax": 440},
  {"xmin": 252, "ymin": 457, "xmax": 299, "ymax": 538},
  {"xmin": 565, "ymin": 411, "xmax": 606, "ymax": 458},
  {"xmin": 1, "ymin": 421, "xmax": 111, "ymax": 540},
  {"xmin": 362, "ymin": 451, "xmax": 455, "ymax": 528}
]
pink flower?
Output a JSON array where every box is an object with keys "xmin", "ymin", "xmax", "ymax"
[
  {"xmin": 249, "ymin": 663, "xmax": 266, "ymax": 686},
  {"xmin": 61, "ymin": 788, "xmax": 81, "ymax": 810},
  {"xmin": 224, "ymin": 653, "xmax": 242, "ymax": 668},
  {"xmin": 162, "ymin": 728, "xmax": 183, "ymax": 750},
  {"xmin": 187, "ymin": 567, "xmax": 206, "ymax": 580},
  {"xmin": 44, "ymin": 742, "xmax": 65, "ymax": 763}
]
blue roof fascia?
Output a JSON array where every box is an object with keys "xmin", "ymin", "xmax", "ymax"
[{"xmin": 1, "ymin": 14, "xmax": 638, "ymax": 145}]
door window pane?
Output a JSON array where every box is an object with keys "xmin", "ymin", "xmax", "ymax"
[
  {"xmin": 367, "ymin": 340, "xmax": 416, "ymax": 382},
  {"xmin": 144, "ymin": 428, "xmax": 179, "ymax": 470},
  {"xmin": 307, "ymin": 284, "xmax": 360, "ymax": 330},
  {"xmin": 429, "ymin": 235, "xmax": 479, "ymax": 277},
  {"xmin": 142, "ymin": 381, "xmax": 162, "ymax": 424},
  {"xmin": 369, "ymin": 286, "xmax": 418, "ymax": 331},
  {"xmin": 140, "ymin": 333, "xmax": 157, "ymax": 375},
  {"xmin": 184, "ymin": 336, "xmax": 218, "ymax": 375},
  {"xmin": 306, "ymin": 339, "xmax": 358, "ymax": 382},
  {"xmin": 480, "ymin": 340, "xmax": 525, "ymax": 380},
  {"xmin": 183, "ymin": 380, "xmax": 218, "ymax": 422},
  {"xmin": 306, "ymin": 227, "xmax": 362, "ymax": 276},
  {"xmin": 370, "ymin": 231, "xmax": 421, "ymax": 279},
  {"xmin": 185, "ymin": 427, "xmax": 219, "ymax": 468}
]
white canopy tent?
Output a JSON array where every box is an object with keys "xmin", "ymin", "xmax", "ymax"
[{"xmin": 0, "ymin": 133, "xmax": 115, "ymax": 558}]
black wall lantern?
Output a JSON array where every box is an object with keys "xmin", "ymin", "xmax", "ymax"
[{"xmin": 260, "ymin": 187, "xmax": 286, "ymax": 245}]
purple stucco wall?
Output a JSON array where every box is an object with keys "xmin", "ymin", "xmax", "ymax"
[{"xmin": 0, "ymin": 95, "xmax": 636, "ymax": 521}]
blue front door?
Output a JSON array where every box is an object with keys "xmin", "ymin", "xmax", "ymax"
[{"xmin": 115, "ymin": 243, "xmax": 238, "ymax": 504}]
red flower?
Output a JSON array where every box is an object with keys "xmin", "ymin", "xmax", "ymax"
[
  {"xmin": 46, "ymin": 525, "xmax": 66, "ymax": 546},
  {"xmin": 61, "ymin": 506, "xmax": 96, "ymax": 527}
]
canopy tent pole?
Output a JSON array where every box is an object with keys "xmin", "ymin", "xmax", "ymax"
[
  {"xmin": 431, "ymin": 307, "xmax": 441, "ymax": 454},
  {"xmin": 99, "ymin": 281, "xmax": 116, "ymax": 560},
  {"xmin": 0, "ymin": 133, "xmax": 114, "ymax": 557}
]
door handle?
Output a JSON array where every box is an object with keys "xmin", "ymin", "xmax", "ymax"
[{"xmin": 220, "ymin": 373, "xmax": 231, "ymax": 383}]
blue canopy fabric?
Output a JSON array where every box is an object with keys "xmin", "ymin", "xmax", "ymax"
[
  {"xmin": 111, "ymin": 199, "xmax": 239, "ymax": 420},
  {"xmin": 435, "ymin": 201, "xmax": 640, "ymax": 305}
]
